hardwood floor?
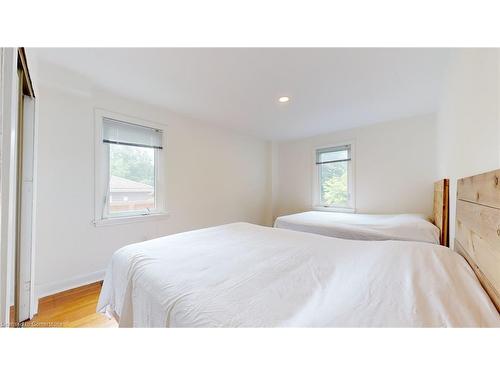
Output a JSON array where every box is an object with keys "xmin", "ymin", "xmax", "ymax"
[{"xmin": 19, "ymin": 281, "xmax": 117, "ymax": 328}]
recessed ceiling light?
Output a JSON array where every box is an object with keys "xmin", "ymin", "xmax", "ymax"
[{"xmin": 278, "ymin": 96, "xmax": 290, "ymax": 103}]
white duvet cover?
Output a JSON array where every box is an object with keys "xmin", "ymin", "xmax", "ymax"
[
  {"xmin": 274, "ymin": 211, "xmax": 440, "ymax": 244},
  {"xmin": 97, "ymin": 223, "xmax": 499, "ymax": 327}
]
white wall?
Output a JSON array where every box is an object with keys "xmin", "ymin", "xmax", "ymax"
[
  {"xmin": 34, "ymin": 63, "xmax": 271, "ymax": 298},
  {"xmin": 272, "ymin": 114, "xmax": 439, "ymax": 219},
  {"xmin": 436, "ymin": 49, "xmax": 500, "ymax": 246}
]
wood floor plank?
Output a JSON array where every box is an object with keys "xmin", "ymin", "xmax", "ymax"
[{"xmin": 23, "ymin": 281, "xmax": 117, "ymax": 328}]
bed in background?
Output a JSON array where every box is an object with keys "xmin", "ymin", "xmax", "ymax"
[
  {"xmin": 97, "ymin": 174, "xmax": 499, "ymax": 327},
  {"xmin": 274, "ymin": 179, "xmax": 449, "ymax": 245}
]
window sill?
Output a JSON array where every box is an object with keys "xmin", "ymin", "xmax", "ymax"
[
  {"xmin": 93, "ymin": 212, "xmax": 170, "ymax": 227},
  {"xmin": 313, "ymin": 206, "xmax": 355, "ymax": 214}
]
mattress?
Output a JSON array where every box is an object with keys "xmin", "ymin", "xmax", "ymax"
[
  {"xmin": 274, "ymin": 211, "xmax": 440, "ymax": 244},
  {"xmin": 97, "ymin": 222, "xmax": 499, "ymax": 327}
]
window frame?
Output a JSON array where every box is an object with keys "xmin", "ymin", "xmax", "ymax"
[
  {"xmin": 93, "ymin": 109, "xmax": 168, "ymax": 226},
  {"xmin": 312, "ymin": 141, "xmax": 356, "ymax": 213}
]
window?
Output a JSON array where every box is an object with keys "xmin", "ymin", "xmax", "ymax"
[
  {"xmin": 94, "ymin": 110, "xmax": 167, "ymax": 225},
  {"xmin": 314, "ymin": 143, "xmax": 354, "ymax": 211}
]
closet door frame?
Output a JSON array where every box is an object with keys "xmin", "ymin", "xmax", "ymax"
[{"xmin": 0, "ymin": 47, "xmax": 36, "ymax": 327}]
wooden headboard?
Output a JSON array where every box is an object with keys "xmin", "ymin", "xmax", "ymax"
[
  {"xmin": 433, "ymin": 179, "xmax": 449, "ymax": 247},
  {"xmin": 455, "ymin": 170, "xmax": 500, "ymax": 312}
]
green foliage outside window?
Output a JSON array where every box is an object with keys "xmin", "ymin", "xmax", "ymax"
[
  {"xmin": 320, "ymin": 161, "xmax": 348, "ymax": 206},
  {"xmin": 110, "ymin": 144, "xmax": 155, "ymax": 186}
]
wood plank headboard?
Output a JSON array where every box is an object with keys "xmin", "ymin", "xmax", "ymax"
[
  {"xmin": 433, "ymin": 179, "xmax": 449, "ymax": 247},
  {"xmin": 455, "ymin": 170, "xmax": 500, "ymax": 312}
]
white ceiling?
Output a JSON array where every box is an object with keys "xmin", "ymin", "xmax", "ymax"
[{"xmin": 29, "ymin": 48, "xmax": 451, "ymax": 141}]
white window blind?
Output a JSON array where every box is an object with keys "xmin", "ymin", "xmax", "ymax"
[
  {"xmin": 102, "ymin": 117, "xmax": 163, "ymax": 149},
  {"xmin": 315, "ymin": 144, "xmax": 351, "ymax": 164}
]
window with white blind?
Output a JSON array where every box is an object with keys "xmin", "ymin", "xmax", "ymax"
[
  {"xmin": 94, "ymin": 110, "xmax": 167, "ymax": 225},
  {"xmin": 313, "ymin": 143, "xmax": 355, "ymax": 211}
]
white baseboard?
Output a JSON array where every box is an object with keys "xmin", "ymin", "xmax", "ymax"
[{"xmin": 34, "ymin": 270, "xmax": 105, "ymax": 314}]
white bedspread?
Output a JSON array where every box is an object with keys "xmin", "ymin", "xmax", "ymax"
[
  {"xmin": 274, "ymin": 211, "xmax": 440, "ymax": 244},
  {"xmin": 97, "ymin": 223, "xmax": 499, "ymax": 327}
]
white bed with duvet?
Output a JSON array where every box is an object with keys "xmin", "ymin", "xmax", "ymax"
[
  {"xmin": 274, "ymin": 211, "xmax": 440, "ymax": 244},
  {"xmin": 274, "ymin": 179, "xmax": 449, "ymax": 245},
  {"xmin": 97, "ymin": 222, "xmax": 500, "ymax": 327}
]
